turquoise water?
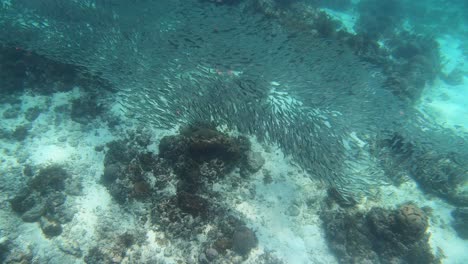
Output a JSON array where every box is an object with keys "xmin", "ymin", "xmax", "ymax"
[{"xmin": 0, "ymin": 1, "xmax": 467, "ymax": 263}]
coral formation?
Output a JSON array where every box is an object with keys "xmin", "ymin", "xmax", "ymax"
[
  {"xmin": 160, "ymin": 122, "xmax": 250, "ymax": 192},
  {"xmin": 100, "ymin": 124, "xmax": 258, "ymax": 260},
  {"xmin": 9, "ymin": 164, "xmax": 79, "ymax": 238},
  {"xmin": 321, "ymin": 194, "xmax": 438, "ymax": 264},
  {"xmin": 0, "ymin": 0, "xmax": 465, "ymax": 262},
  {"xmin": 0, "ymin": 44, "xmax": 112, "ymax": 95},
  {"xmin": 232, "ymin": 226, "xmax": 258, "ymax": 256},
  {"xmin": 394, "ymin": 203, "xmax": 429, "ymax": 241},
  {"xmin": 452, "ymin": 207, "xmax": 468, "ymax": 240}
]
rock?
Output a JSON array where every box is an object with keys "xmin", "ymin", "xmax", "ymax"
[
  {"xmin": 30, "ymin": 165, "xmax": 69, "ymax": 192},
  {"xmin": 102, "ymin": 163, "xmax": 120, "ymax": 184},
  {"xmin": 164, "ymin": 247, "xmax": 172, "ymax": 257},
  {"xmin": 205, "ymin": 247, "xmax": 218, "ymax": 261},
  {"xmin": 40, "ymin": 217, "xmax": 62, "ymax": 237},
  {"xmin": 198, "ymin": 252, "xmax": 209, "ymax": 264},
  {"xmin": 12, "ymin": 125, "xmax": 30, "ymax": 141},
  {"xmin": 10, "ymin": 189, "xmax": 37, "ymax": 214},
  {"xmin": 104, "ymin": 140, "xmax": 134, "ymax": 165},
  {"xmin": 232, "ymin": 226, "xmax": 258, "ymax": 256},
  {"xmin": 246, "ymin": 151, "xmax": 265, "ymax": 173},
  {"xmin": 452, "ymin": 207, "xmax": 468, "ymax": 240},
  {"xmin": 286, "ymin": 205, "xmax": 300, "ymax": 217},
  {"xmin": 25, "ymin": 106, "xmax": 42, "ymax": 121},
  {"xmin": 186, "ymin": 257, "xmax": 196, "ymax": 264},
  {"xmin": 21, "ymin": 202, "xmax": 46, "ymax": 222}
]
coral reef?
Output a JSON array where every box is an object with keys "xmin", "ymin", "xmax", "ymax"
[
  {"xmin": 394, "ymin": 203, "xmax": 429, "ymax": 241},
  {"xmin": 253, "ymin": 0, "xmax": 441, "ymax": 103},
  {"xmin": 100, "ymin": 124, "xmax": 259, "ymax": 261},
  {"xmin": 232, "ymin": 226, "xmax": 258, "ymax": 256},
  {"xmin": 0, "ymin": 44, "xmax": 112, "ymax": 95},
  {"xmin": 9, "ymin": 164, "xmax": 79, "ymax": 238},
  {"xmin": 11, "ymin": 125, "xmax": 30, "ymax": 142},
  {"xmin": 321, "ymin": 196, "xmax": 439, "ymax": 264},
  {"xmin": 160, "ymin": 122, "xmax": 250, "ymax": 190}
]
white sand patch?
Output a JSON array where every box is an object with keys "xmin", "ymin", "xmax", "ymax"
[
  {"xmin": 229, "ymin": 139, "xmax": 337, "ymax": 263},
  {"xmin": 438, "ymin": 35, "xmax": 466, "ymax": 74},
  {"xmin": 321, "ymin": 8, "xmax": 358, "ymax": 34},
  {"xmin": 417, "ymin": 35, "xmax": 468, "ymax": 133},
  {"xmin": 419, "ymin": 77, "xmax": 468, "ymax": 131},
  {"xmin": 29, "ymin": 144, "xmax": 74, "ymax": 164},
  {"xmin": 61, "ymin": 180, "xmax": 113, "ymax": 259}
]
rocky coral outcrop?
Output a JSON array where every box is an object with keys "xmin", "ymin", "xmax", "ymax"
[
  {"xmin": 394, "ymin": 203, "xmax": 428, "ymax": 241},
  {"xmin": 9, "ymin": 164, "xmax": 79, "ymax": 238},
  {"xmin": 100, "ymin": 123, "xmax": 258, "ymax": 261},
  {"xmin": 321, "ymin": 195, "xmax": 439, "ymax": 264}
]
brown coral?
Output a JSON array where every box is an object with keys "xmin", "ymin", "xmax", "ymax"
[{"xmin": 394, "ymin": 203, "xmax": 428, "ymax": 240}]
